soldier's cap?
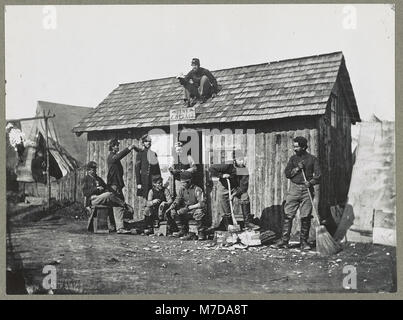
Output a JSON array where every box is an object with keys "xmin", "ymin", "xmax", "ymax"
[
  {"xmin": 180, "ymin": 171, "xmax": 192, "ymax": 181},
  {"xmin": 87, "ymin": 161, "xmax": 97, "ymax": 169},
  {"xmin": 293, "ymin": 136, "xmax": 308, "ymax": 148},
  {"xmin": 152, "ymin": 175, "xmax": 163, "ymax": 184},
  {"xmin": 6, "ymin": 123, "xmax": 14, "ymax": 130},
  {"xmin": 191, "ymin": 58, "xmax": 200, "ymax": 66},
  {"xmin": 109, "ymin": 138, "xmax": 120, "ymax": 147},
  {"xmin": 141, "ymin": 134, "xmax": 151, "ymax": 142}
]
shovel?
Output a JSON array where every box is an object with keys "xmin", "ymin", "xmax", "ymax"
[{"xmin": 226, "ymin": 179, "xmax": 241, "ymax": 233}]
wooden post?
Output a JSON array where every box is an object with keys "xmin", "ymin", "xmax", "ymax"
[{"xmin": 44, "ymin": 111, "xmax": 51, "ymax": 211}]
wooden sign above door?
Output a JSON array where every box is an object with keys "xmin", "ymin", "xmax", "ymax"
[{"xmin": 169, "ymin": 107, "xmax": 196, "ymax": 121}]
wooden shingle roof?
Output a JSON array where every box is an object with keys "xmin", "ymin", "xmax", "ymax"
[{"xmin": 73, "ymin": 51, "xmax": 360, "ymax": 133}]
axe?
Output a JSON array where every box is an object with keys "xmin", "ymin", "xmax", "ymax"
[{"xmin": 227, "ymin": 179, "xmax": 241, "ymax": 233}]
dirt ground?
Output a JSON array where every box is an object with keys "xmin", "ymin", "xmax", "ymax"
[{"xmin": 6, "ymin": 203, "xmax": 397, "ymax": 295}]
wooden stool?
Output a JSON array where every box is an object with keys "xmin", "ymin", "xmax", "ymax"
[
  {"xmin": 188, "ymin": 220, "xmax": 199, "ymax": 236},
  {"xmin": 87, "ymin": 205, "xmax": 112, "ymax": 234},
  {"xmin": 155, "ymin": 221, "xmax": 168, "ymax": 236}
]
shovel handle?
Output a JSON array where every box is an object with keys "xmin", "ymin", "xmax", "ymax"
[
  {"xmin": 301, "ymin": 170, "xmax": 321, "ymax": 225},
  {"xmin": 226, "ymin": 179, "xmax": 239, "ymax": 226}
]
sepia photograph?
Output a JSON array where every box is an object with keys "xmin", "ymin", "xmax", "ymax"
[{"xmin": 4, "ymin": 3, "xmax": 396, "ymax": 296}]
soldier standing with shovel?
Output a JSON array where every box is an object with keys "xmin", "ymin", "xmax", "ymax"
[{"xmin": 208, "ymin": 157, "xmax": 259, "ymax": 232}]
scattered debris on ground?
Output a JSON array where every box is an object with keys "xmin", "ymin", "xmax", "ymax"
[{"xmin": 6, "ymin": 204, "xmax": 397, "ymax": 294}]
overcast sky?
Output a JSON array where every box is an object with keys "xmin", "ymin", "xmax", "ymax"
[{"xmin": 5, "ymin": 4, "xmax": 395, "ymax": 121}]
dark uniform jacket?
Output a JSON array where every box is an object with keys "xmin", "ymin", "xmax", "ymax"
[
  {"xmin": 284, "ymin": 151, "xmax": 321, "ymax": 185},
  {"xmin": 146, "ymin": 187, "xmax": 173, "ymax": 207},
  {"xmin": 208, "ymin": 163, "xmax": 249, "ymax": 196},
  {"xmin": 184, "ymin": 67, "xmax": 219, "ymax": 93},
  {"xmin": 135, "ymin": 148, "xmax": 162, "ymax": 197},
  {"xmin": 82, "ymin": 173, "xmax": 108, "ymax": 207},
  {"xmin": 107, "ymin": 148, "xmax": 131, "ymax": 190}
]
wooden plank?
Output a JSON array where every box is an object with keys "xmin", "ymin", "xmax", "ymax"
[
  {"xmin": 254, "ymin": 133, "xmax": 263, "ymax": 217},
  {"xmin": 280, "ymin": 131, "xmax": 288, "ymax": 202},
  {"xmin": 98, "ymin": 140, "xmax": 104, "ymax": 181},
  {"xmin": 234, "ymin": 129, "xmax": 243, "ymax": 160},
  {"xmin": 86, "ymin": 136, "xmax": 90, "ymax": 165},
  {"xmin": 212, "ymin": 132, "xmax": 221, "ymax": 165},
  {"xmin": 122, "ymin": 137, "xmax": 129, "ymax": 202},
  {"xmin": 224, "ymin": 131, "xmax": 234, "ymax": 162},
  {"xmin": 221, "ymin": 135, "xmax": 226, "ymax": 164},
  {"xmin": 264, "ymin": 132, "xmax": 272, "ymax": 209},
  {"xmin": 269, "ymin": 131, "xmax": 276, "ymax": 209},
  {"xmin": 95, "ymin": 141, "xmax": 100, "ymax": 176},
  {"xmin": 287, "ymin": 130, "xmax": 294, "ymax": 192},
  {"xmin": 274, "ymin": 133, "xmax": 282, "ymax": 206},
  {"xmin": 127, "ymin": 137, "xmax": 134, "ymax": 207},
  {"xmin": 246, "ymin": 129, "xmax": 256, "ymax": 217}
]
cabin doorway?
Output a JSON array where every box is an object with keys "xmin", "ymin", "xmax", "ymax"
[{"xmin": 177, "ymin": 128, "xmax": 204, "ymax": 189}]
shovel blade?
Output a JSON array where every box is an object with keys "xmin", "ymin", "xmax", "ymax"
[{"xmin": 228, "ymin": 224, "xmax": 241, "ymax": 233}]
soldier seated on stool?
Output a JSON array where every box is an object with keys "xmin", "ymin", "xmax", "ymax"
[
  {"xmin": 171, "ymin": 171, "xmax": 208, "ymax": 241},
  {"xmin": 82, "ymin": 161, "xmax": 133, "ymax": 234},
  {"xmin": 143, "ymin": 175, "xmax": 173, "ymax": 235}
]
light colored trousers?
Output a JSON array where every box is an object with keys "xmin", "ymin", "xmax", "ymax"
[{"xmin": 90, "ymin": 192, "xmax": 126, "ymax": 230}]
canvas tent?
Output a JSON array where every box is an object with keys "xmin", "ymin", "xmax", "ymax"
[
  {"xmin": 334, "ymin": 116, "xmax": 396, "ymax": 246},
  {"xmin": 15, "ymin": 101, "xmax": 93, "ymax": 183}
]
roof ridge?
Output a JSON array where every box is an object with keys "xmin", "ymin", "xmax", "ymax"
[
  {"xmin": 37, "ymin": 100, "xmax": 92, "ymax": 110},
  {"xmin": 118, "ymin": 51, "xmax": 344, "ymax": 87},
  {"xmin": 267, "ymin": 51, "xmax": 343, "ymax": 65},
  {"xmin": 73, "ymin": 50, "xmax": 361, "ymax": 133}
]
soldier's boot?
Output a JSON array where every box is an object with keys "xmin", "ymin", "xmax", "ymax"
[
  {"xmin": 143, "ymin": 215, "xmax": 154, "ymax": 235},
  {"xmin": 167, "ymin": 217, "xmax": 178, "ymax": 235},
  {"xmin": 153, "ymin": 213, "xmax": 160, "ymax": 229},
  {"xmin": 180, "ymin": 232, "xmax": 197, "ymax": 241},
  {"xmin": 270, "ymin": 216, "xmax": 293, "ymax": 249},
  {"xmin": 196, "ymin": 220, "xmax": 207, "ymax": 241},
  {"xmin": 172, "ymin": 218, "xmax": 187, "ymax": 238},
  {"xmin": 179, "ymin": 218, "xmax": 195, "ymax": 240},
  {"xmin": 300, "ymin": 217, "xmax": 312, "ymax": 251},
  {"xmin": 241, "ymin": 202, "xmax": 260, "ymax": 230},
  {"xmin": 205, "ymin": 215, "xmax": 233, "ymax": 234},
  {"xmin": 222, "ymin": 214, "xmax": 232, "ymax": 231}
]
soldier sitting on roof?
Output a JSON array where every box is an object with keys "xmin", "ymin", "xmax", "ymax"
[{"xmin": 177, "ymin": 58, "xmax": 219, "ymax": 107}]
